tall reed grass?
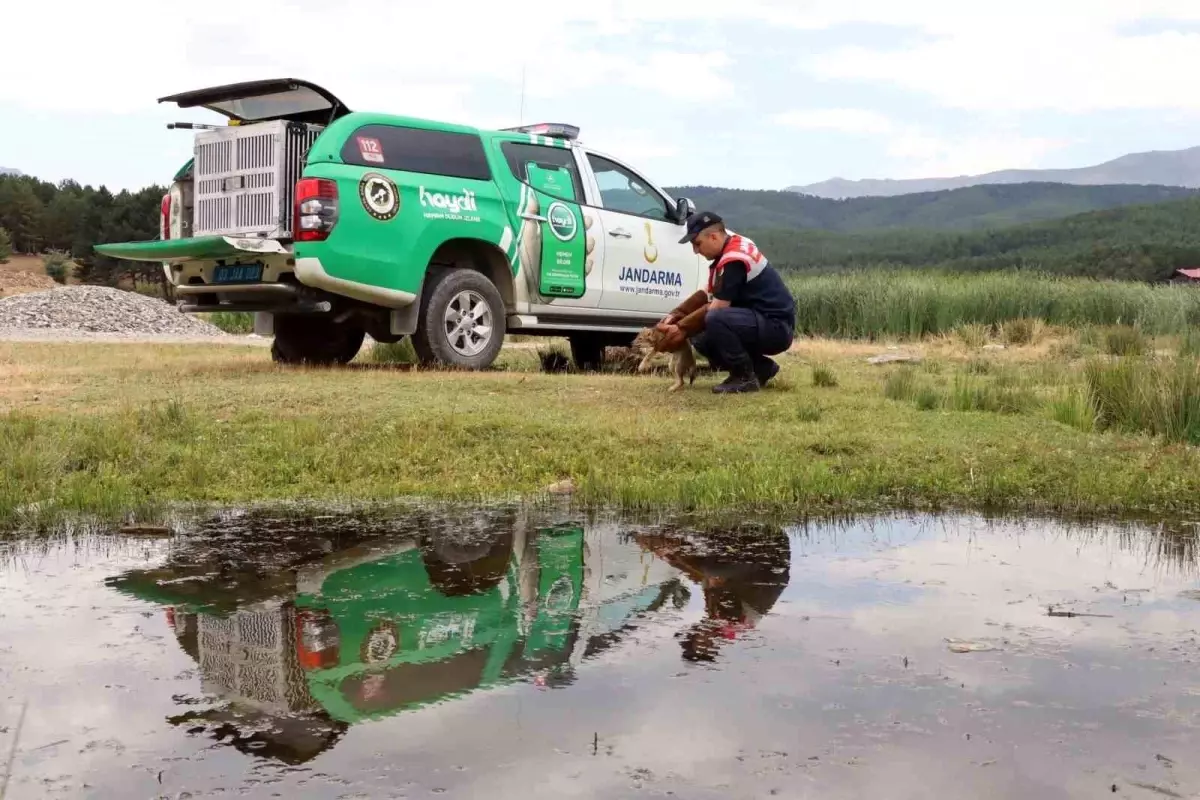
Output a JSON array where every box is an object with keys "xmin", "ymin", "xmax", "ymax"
[
  {"xmin": 785, "ymin": 269, "xmax": 1200, "ymax": 339},
  {"xmin": 1084, "ymin": 357, "xmax": 1200, "ymax": 444}
]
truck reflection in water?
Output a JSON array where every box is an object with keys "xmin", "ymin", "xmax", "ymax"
[{"xmin": 106, "ymin": 508, "xmax": 790, "ymax": 765}]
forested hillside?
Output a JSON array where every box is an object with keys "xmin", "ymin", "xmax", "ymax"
[
  {"xmin": 2, "ymin": 169, "xmax": 1199, "ymax": 288},
  {"xmin": 668, "ymin": 182, "xmax": 1198, "ymax": 232},
  {"xmin": 746, "ymin": 197, "xmax": 1200, "ymax": 282},
  {"xmin": 0, "ymin": 173, "xmax": 165, "ymax": 286}
]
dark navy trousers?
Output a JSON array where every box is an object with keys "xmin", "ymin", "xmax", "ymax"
[{"xmin": 690, "ymin": 307, "xmax": 793, "ymax": 378}]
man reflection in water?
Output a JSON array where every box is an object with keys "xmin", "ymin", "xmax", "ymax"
[{"xmin": 633, "ymin": 526, "xmax": 790, "ymax": 662}]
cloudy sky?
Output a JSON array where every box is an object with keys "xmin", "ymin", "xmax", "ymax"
[{"xmin": 6, "ymin": 0, "xmax": 1200, "ymax": 192}]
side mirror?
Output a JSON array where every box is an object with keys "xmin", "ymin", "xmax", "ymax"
[{"xmin": 675, "ymin": 197, "xmax": 695, "ymax": 223}]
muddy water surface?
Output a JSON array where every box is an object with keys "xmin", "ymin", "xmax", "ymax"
[{"xmin": 2, "ymin": 508, "xmax": 1200, "ymax": 799}]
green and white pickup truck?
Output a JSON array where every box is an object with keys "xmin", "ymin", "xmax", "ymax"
[{"xmin": 96, "ymin": 78, "xmax": 707, "ymax": 369}]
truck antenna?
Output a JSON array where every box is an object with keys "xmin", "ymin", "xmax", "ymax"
[{"xmin": 519, "ymin": 63, "xmax": 526, "ymax": 125}]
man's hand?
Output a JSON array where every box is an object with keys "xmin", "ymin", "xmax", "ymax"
[
  {"xmin": 709, "ymin": 298, "xmax": 731, "ymax": 312},
  {"xmin": 655, "ymin": 314, "xmax": 678, "ymax": 333}
]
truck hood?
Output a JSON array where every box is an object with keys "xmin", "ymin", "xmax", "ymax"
[{"xmin": 158, "ymin": 78, "xmax": 350, "ymax": 124}]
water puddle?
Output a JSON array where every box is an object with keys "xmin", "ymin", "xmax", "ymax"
[{"xmin": 2, "ymin": 507, "xmax": 1200, "ymax": 798}]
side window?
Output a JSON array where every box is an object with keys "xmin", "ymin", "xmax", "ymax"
[
  {"xmin": 500, "ymin": 142, "xmax": 584, "ymax": 202},
  {"xmin": 340, "ymin": 124, "xmax": 491, "ymax": 181},
  {"xmin": 585, "ymin": 154, "xmax": 671, "ymax": 221}
]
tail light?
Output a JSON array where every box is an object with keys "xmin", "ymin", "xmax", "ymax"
[
  {"xmin": 160, "ymin": 193, "xmax": 172, "ymax": 240},
  {"xmin": 294, "ymin": 178, "xmax": 339, "ymax": 242},
  {"xmin": 295, "ymin": 609, "xmax": 341, "ymax": 670}
]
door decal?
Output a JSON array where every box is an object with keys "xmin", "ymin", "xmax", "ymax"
[{"xmin": 515, "ymin": 181, "xmax": 587, "ymax": 302}]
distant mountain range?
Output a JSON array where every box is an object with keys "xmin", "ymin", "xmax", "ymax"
[
  {"xmin": 788, "ymin": 146, "xmax": 1200, "ymax": 199},
  {"xmin": 667, "ymin": 182, "xmax": 1198, "ymax": 233},
  {"xmin": 0, "ymin": 167, "xmax": 21, "ymax": 177}
]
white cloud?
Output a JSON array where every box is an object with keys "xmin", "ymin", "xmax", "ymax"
[
  {"xmin": 797, "ymin": 2, "xmax": 1200, "ymax": 113},
  {"xmin": 773, "ymin": 108, "xmax": 1072, "ymax": 177},
  {"xmin": 773, "ymin": 108, "xmax": 896, "ymax": 135},
  {"xmin": 0, "ymin": 1, "xmax": 737, "ymax": 116}
]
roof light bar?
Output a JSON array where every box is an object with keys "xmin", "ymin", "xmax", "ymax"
[{"xmin": 502, "ymin": 122, "xmax": 581, "ymax": 140}]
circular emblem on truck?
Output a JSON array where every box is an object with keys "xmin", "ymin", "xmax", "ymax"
[
  {"xmin": 546, "ymin": 201, "xmax": 577, "ymax": 242},
  {"xmin": 359, "ymin": 173, "xmax": 400, "ymax": 221}
]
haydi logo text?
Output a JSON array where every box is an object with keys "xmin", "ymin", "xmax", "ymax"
[{"xmin": 419, "ymin": 186, "xmax": 477, "ymax": 214}]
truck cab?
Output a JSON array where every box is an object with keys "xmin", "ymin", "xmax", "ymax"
[{"xmin": 96, "ymin": 79, "xmax": 703, "ymax": 370}]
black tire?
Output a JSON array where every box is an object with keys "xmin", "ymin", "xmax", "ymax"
[
  {"xmin": 411, "ymin": 269, "xmax": 506, "ymax": 369},
  {"xmin": 270, "ymin": 314, "xmax": 365, "ymax": 365},
  {"xmin": 569, "ymin": 333, "xmax": 606, "ymax": 372}
]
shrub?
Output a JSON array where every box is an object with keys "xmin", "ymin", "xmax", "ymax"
[{"xmin": 41, "ymin": 250, "xmax": 72, "ymax": 284}]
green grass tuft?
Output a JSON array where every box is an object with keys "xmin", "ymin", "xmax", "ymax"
[
  {"xmin": 367, "ymin": 338, "xmax": 419, "ymax": 365},
  {"xmin": 203, "ymin": 311, "xmax": 255, "ymax": 334},
  {"xmin": 883, "ymin": 367, "xmax": 920, "ymax": 402},
  {"xmin": 1001, "ymin": 317, "xmax": 1045, "ymax": 346},
  {"xmin": 1048, "ymin": 388, "xmax": 1097, "ymax": 433},
  {"xmin": 812, "ymin": 364, "xmax": 839, "ymax": 388},
  {"xmin": 1102, "ymin": 325, "xmax": 1149, "ymax": 357}
]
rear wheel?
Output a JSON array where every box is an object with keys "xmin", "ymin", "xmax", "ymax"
[
  {"xmin": 568, "ymin": 333, "xmax": 606, "ymax": 372},
  {"xmin": 270, "ymin": 314, "xmax": 365, "ymax": 365},
  {"xmin": 411, "ymin": 269, "xmax": 506, "ymax": 369}
]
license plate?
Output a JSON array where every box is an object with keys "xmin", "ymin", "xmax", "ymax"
[
  {"xmin": 222, "ymin": 175, "xmax": 245, "ymax": 192},
  {"xmin": 212, "ymin": 264, "xmax": 263, "ymax": 284}
]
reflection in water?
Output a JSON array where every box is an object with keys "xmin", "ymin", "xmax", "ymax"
[
  {"xmin": 5, "ymin": 508, "xmax": 1200, "ymax": 797},
  {"xmin": 633, "ymin": 526, "xmax": 790, "ymax": 662},
  {"xmin": 107, "ymin": 508, "xmax": 788, "ymax": 765}
]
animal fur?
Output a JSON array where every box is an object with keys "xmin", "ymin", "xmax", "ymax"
[
  {"xmin": 631, "ymin": 290, "xmax": 712, "ymax": 391},
  {"xmin": 632, "ymin": 327, "xmax": 698, "ymax": 392}
]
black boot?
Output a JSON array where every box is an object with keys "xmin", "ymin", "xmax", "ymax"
[
  {"xmin": 755, "ymin": 359, "xmax": 780, "ymax": 387},
  {"xmin": 712, "ymin": 370, "xmax": 760, "ymax": 394}
]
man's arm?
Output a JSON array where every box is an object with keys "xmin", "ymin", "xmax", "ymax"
[{"xmin": 711, "ymin": 264, "xmax": 745, "ymax": 309}]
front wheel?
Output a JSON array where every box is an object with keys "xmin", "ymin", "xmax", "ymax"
[{"xmin": 411, "ymin": 269, "xmax": 506, "ymax": 369}]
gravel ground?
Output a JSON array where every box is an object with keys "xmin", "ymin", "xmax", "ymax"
[{"xmin": 0, "ymin": 285, "xmax": 234, "ymax": 341}]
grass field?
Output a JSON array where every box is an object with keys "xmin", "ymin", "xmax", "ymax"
[{"xmin": 4, "ymin": 329, "xmax": 1200, "ymax": 531}]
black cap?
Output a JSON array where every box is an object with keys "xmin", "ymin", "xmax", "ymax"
[{"xmin": 678, "ymin": 211, "xmax": 724, "ymax": 244}]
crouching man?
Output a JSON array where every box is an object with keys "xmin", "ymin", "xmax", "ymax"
[{"xmin": 659, "ymin": 211, "xmax": 796, "ymax": 394}]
